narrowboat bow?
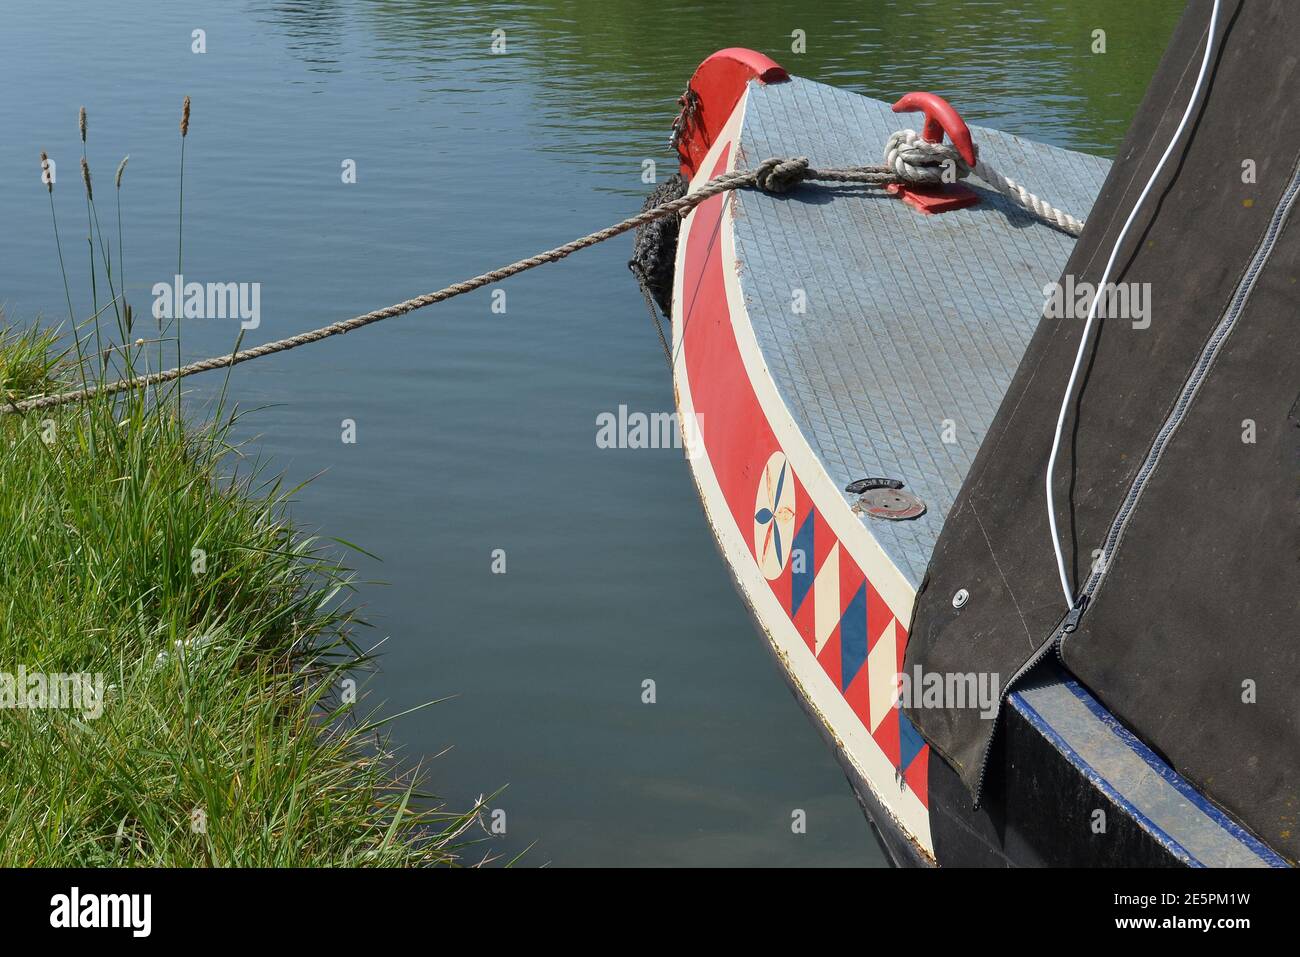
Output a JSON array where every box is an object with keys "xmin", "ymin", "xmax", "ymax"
[{"xmin": 665, "ymin": 0, "xmax": 1296, "ymax": 869}]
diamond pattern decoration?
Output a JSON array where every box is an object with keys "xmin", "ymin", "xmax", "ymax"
[
  {"xmin": 762, "ymin": 479, "xmax": 928, "ymax": 785},
  {"xmin": 812, "ymin": 543, "xmax": 840, "ymax": 655},
  {"xmin": 839, "ymin": 582, "xmax": 869, "ymax": 691},
  {"xmin": 790, "ymin": 512, "xmax": 816, "ymax": 615},
  {"xmin": 866, "ymin": 617, "xmax": 897, "ymax": 733}
]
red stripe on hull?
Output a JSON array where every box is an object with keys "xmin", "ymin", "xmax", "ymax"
[{"xmin": 679, "ymin": 137, "xmax": 930, "ymax": 808}]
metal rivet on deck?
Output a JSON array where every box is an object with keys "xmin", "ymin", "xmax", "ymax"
[{"xmin": 952, "ymin": 588, "xmax": 970, "ymax": 609}]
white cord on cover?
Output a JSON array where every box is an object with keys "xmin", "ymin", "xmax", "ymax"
[{"xmin": 1045, "ymin": 0, "xmax": 1222, "ymax": 609}]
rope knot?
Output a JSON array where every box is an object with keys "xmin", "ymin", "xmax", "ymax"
[
  {"xmin": 883, "ymin": 129, "xmax": 974, "ymax": 184},
  {"xmin": 755, "ymin": 156, "xmax": 810, "ymax": 194}
]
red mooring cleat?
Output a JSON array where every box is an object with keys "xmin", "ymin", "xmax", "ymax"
[{"xmin": 887, "ymin": 91, "xmax": 981, "ymax": 215}]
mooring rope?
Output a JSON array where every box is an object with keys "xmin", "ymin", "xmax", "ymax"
[
  {"xmin": 6, "ymin": 139, "xmax": 1084, "ymax": 416},
  {"xmin": 3, "ymin": 161, "xmax": 899, "ymax": 415},
  {"xmin": 635, "ymin": 277, "xmax": 673, "ymax": 365}
]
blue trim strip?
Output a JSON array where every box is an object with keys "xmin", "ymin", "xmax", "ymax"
[
  {"xmin": 1011, "ymin": 683, "xmax": 1288, "ymax": 867},
  {"xmin": 1059, "ymin": 679, "xmax": 1289, "ymax": 867},
  {"xmin": 1010, "ymin": 688, "xmax": 1202, "ymax": 867}
]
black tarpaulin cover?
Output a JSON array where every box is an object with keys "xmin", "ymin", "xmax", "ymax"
[{"xmin": 904, "ymin": 0, "xmax": 1300, "ymax": 862}]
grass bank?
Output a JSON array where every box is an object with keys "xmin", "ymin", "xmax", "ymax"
[
  {"xmin": 0, "ymin": 324, "xmax": 476, "ymax": 865},
  {"xmin": 0, "ymin": 101, "xmax": 483, "ymax": 866}
]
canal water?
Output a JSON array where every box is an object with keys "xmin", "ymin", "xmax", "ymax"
[{"xmin": 0, "ymin": 0, "xmax": 1183, "ymax": 865}]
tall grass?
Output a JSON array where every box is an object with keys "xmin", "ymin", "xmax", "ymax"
[
  {"xmin": 0, "ymin": 322, "xmax": 65, "ymax": 403},
  {"xmin": 0, "ymin": 104, "xmax": 483, "ymax": 867}
]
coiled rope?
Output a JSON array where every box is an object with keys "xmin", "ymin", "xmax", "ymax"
[
  {"xmin": 884, "ymin": 129, "xmax": 1085, "ymax": 235},
  {"xmin": 6, "ymin": 140, "xmax": 1081, "ymax": 416}
]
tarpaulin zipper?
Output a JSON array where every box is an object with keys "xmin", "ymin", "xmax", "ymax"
[
  {"xmin": 1073, "ymin": 155, "xmax": 1300, "ymax": 609},
  {"xmin": 972, "ymin": 597, "xmax": 1087, "ymax": 807},
  {"xmin": 972, "ymin": 155, "xmax": 1300, "ymax": 809}
]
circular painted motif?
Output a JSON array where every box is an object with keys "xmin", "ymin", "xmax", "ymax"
[{"xmin": 753, "ymin": 451, "xmax": 797, "ymax": 579}]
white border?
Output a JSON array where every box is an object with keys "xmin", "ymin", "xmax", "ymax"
[{"xmin": 671, "ymin": 90, "xmax": 932, "ymax": 856}]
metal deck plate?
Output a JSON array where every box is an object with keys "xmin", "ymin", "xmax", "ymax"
[{"xmin": 733, "ymin": 77, "xmax": 1110, "ymax": 586}]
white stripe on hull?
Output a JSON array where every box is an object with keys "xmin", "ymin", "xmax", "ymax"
[{"xmin": 671, "ymin": 88, "xmax": 933, "ymax": 858}]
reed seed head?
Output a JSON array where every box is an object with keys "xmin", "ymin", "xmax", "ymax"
[
  {"xmin": 40, "ymin": 151, "xmax": 52, "ymax": 193},
  {"xmin": 180, "ymin": 96, "xmax": 191, "ymax": 137},
  {"xmin": 80, "ymin": 156, "xmax": 92, "ymax": 201},
  {"xmin": 115, "ymin": 155, "xmax": 129, "ymax": 189},
  {"xmin": 79, "ymin": 106, "xmax": 87, "ymax": 143}
]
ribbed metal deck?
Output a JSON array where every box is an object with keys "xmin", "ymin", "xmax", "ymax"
[{"xmin": 733, "ymin": 77, "xmax": 1110, "ymax": 586}]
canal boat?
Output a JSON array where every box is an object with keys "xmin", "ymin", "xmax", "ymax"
[{"xmin": 667, "ymin": 0, "xmax": 1295, "ymax": 868}]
